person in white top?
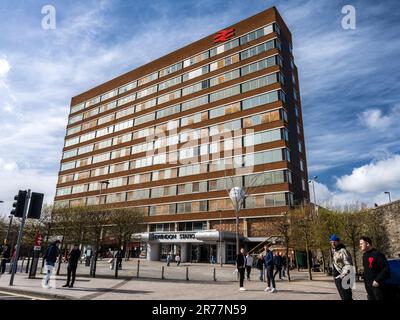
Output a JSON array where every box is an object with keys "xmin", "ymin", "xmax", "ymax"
[{"xmin": 245, "ymin": 253, "xmax": 254, "ymax": 280}]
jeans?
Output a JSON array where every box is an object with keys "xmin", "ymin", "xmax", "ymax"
[
  {"xmin": 334, "ymin": 276, "xmax": 352, "ymax": 300},
  {"xmin": 364, "ymin": 281, "xmax": 385, "ymax": 300},
  {"xmin": 43, "ymin": 264, "xmax": 54, "ymax": 287},
  {"xmin": 259, "ymin": 268, "xmax": 264, "ymax": 281},
  {"xmin": 266, "ymin": 266, "xmax": 275, "ymax": 288},
  {"xmin": 1, "ymin": 259, "xmax": 8, "ymax": 274},
  {"xmin": 238, "ymin": 267, "xmax": 245, "ymax": 287},
  {"xmin": 246, "ymin": 266, "xmax": 252, "ymax": 279},
  {"xmin": 273, "ymin": 266, "xmax": 282, "ymax": 279},
  {"xmin": 66, "ymin": 264, "xmax": 77, "ymax": 286}
]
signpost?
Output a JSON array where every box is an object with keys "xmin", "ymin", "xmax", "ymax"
[{"xmin": 29, "ymin": 233, "xmax": 42, "ymax": 278}]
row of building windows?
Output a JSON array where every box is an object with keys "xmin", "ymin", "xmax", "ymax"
[
  {"xmin": 64, "ymin": 85, "xmax": 286, "ymax": 152},
  {"xmin": 56, "ymin": 169, "xmax": 291, "ymax": 198},
  {"xmin": 58, "ymin": 108, "xmax": 287, "ymax": 184},
  {"xmin": 55, "ymin": 191, "xmax": 293, "ymax": 213},
  {"xmin": 57, "ymin": 147, "xmax": 290, "ymax": 195},
  {"xmin": 150, "ymin": 222, "xmax": 208, "ymax": 232},
  {"xmin": 61, "ymin": 125, "xmax": 288, "ymax": 172},
  {"xmin": 67, "ymin": 37, "xmax": 282, "ymax": 131},
  {"xmin": 63, "ymin": 107, "xmax": 287, "ymax": 160},
  {"xmin": 67, "ymin": 54, "xmax": 282, "ymax": 139},
  {"xmin": 69, "ymin": 23, "xmax": 281, "ymax": 115}
]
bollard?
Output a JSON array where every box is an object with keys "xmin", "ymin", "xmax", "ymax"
[
  {"xmin": 213, "ymin": 267, "xmax": 216, "ymax": 282},
  {"xmin": 20, "ymin": 258, "xmax": 25, "ymax": 273},
  {"xmin": 161, "ymin": 266, "xmax": 165, "ymax": 280},
  {"xmin": 115, "ymin": 259, "xmax": 119, "ymax": 279},
  {"xmin": 136, "ymin": 260, "xmax": 140, "ymax": 278},
  {"xmin": 26, "ymin": 255, "xmax": 31, "ymax": 273},
  {"xmin": 186, "ymin": 266, "xmax": 189, "ymax": 281}
]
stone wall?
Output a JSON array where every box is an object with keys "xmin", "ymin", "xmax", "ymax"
[{"xmin": 369, "ymin": 200, "xmax": 400, "ymax": 258}]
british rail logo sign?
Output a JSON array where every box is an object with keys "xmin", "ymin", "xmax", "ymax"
[{"xmin": 214, "ymin": 28, "xmax": 235, "ymax": 43}]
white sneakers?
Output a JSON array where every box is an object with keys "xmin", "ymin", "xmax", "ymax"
[
  {"xmin": 264, "ymin": 287, "xmax": 277, "ymax": 293},
  {"xmin": 239, "ymin": 287, "xmax": 246, "ymax": 291},
  {"xmin": 270, "ymin": 288, "xmax": 277, "ymax": 293}
]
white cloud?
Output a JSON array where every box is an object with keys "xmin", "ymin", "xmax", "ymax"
[
  {"xmin": 336, "ymin": 155, "xmax": 400, "ymax": 193},
  {"xmin": 359, "ymin": 105, "xmax": 400, "ymax": 130},
  {"xmin": 0, "ymin": 57, "xmax": 10, "ymax": 78}
]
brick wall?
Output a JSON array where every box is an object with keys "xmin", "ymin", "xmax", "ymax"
[{"xmin": 369, "ymin": 200, "xmax": 400, "ymax": 258}]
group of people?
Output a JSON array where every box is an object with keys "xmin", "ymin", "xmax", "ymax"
[
  {"xmin": 166, "ymin": 252, "xmax": 181, "ymax": 266},
  {"xmin": 42, "ymin": 240, "xmax": 81, "ymax": 289},
  {"xmin": 330, "ymin": 234, "xmax": 391, "ymax": 300},
  {"xmin": 237, "ymin": 244, "xmax": 284, "ymax": 293},
  {"xmin": 236, "ymin": 234, "xmax": 392, "ymax": 300}
]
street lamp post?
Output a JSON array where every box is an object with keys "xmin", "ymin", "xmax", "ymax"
[
  {"xmin": 384, "ymin": 191, "xmax": 392, "ymax": 203},
  {"xmin": 218, "ymin": 210, "xmax": 222, "ymax": 267},
  {"xmin": 308, "ymin": 176, "xmax": 318, "ymax": 214},
  {"xmin": 4, "ymin": 215, "xmax": 13, "ymax": 245},
  {"xmin": 229, "ymin": 187, "xmax": 246, "ymax": 255}
]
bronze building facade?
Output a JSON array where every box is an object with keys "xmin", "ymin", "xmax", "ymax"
[{"xmin": 54, "ymin": 7, "xmax": 309, "ymax": 263}]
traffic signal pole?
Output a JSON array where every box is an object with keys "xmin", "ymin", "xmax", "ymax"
[{"xmin": 9, "ymin": 189, "xmax": 31, "ymax": 286}]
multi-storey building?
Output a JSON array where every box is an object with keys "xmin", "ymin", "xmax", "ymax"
[{"xmin": 54, "ymin": 7, "xmax": 309, "ymax": 263}]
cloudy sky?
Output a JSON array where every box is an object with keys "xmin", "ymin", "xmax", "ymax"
[{"xmin": 0, "ymin": 0, "xmax": 399, "ymax": 215}]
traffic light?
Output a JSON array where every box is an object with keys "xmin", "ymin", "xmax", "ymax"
[
  {"xmin": 11, "ymin": 190, "xmax": 27, "ymax": 217},
  {"xmin": 28, "ymin": 192, "xmax": 44, "ymax": 219}
]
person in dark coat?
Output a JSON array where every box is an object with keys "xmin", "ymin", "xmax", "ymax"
[
  {"xmin": 62, "ymin": 244, "xmax": 81, "ymax": 288},
  {"xmin": 236, "ymin": 248, "xmax": 246, "ymax": 291},
  {"xmin": 359, "ymin": 236, "xmax": 390, "ymax": 300},
  {"xmin": 264, "ymin": 245, "xmax": 276, "ymax": 292},
  {"xmin": 273, "ymin": 252, "xmax": 283, "ymax": 280},
  {"xmin": 1, "ymin": 244, "xmax": 10, "ymax": 274},
  {"xmin": 256, "ymin": 254, "xmax": 264, "ymax": 281},
  {"xmin": 42, "ymin": 240, "xmax": 61, "ymax": 288}
]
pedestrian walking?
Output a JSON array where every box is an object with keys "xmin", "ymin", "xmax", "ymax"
[
  {"xmin": 1, "ymin": 244, "xmax": 10, "ymax": 274},
  {"xmin": 115, "ymin": 247, "xmax": 124, "ymax": 270},
  {"xmin": 175, "ymin": 253, "xmax": 181, "ymax": 266},
  {"xmin": 256, "ymin": 254, "xmax": 264, "ymax": 281},
  {"xmin": 330, "ymin": 234, "xmax": 353, "ymax": 301},
  {"xmin": 281, "ymin": 253, "xmax": 287, "ymax": 279},
  {"xmin": 62, "ymin": 244, "xmax": 81, "ymax": 288},
  {"xmin": 166, "ymin": 253, "xmax": 172, "ymax": 266},
  {"xmin": 245, "ymin": 252, "xmax": 253, "ymax": 280},
  {"xmin": 273, "ymin": 251, "xmax": 283, "ymax": 280},
  {"xmin": 42, "ymin": 240, "xmax": 61, "ymax": 289},
  {"xmin": 359, "ymin": 236, "xmax": 390, "ymax": 300},
  {"xmin": 236, "ymin": 248, "xmax": 246, "ymax": 291},
  {"xmin": 264, "ymin": 244, "xmax": 276, "ymax": 293}
]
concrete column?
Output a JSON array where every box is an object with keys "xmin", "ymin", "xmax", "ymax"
[
  {"xmin": 146, "ymin": 243, "xmax": 160, "ymax": 261},
  {"xmin": 206, "ymin": 220, "xmax": 210, "ymax": 230},
  {"xmin": 180, "ymin": 243, "xmax": 189, "ymax": 262},
  {"xmin": 217, "ymin": 241, "xmax": 226, "ymax": 264},
  {"xmin": 174, "ymin": 222, "xmax": 178, "ymax": 232},
  {"xmin": 243, "ymin": 218, "xmax": 248, "ymax": 237}
]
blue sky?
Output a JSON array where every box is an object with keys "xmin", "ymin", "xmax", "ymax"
[{"xmin": 0, "ymin": 0, "xmax": 399, "ymax": 214}]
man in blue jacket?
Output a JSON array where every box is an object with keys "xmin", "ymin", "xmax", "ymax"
[
  {"xmin": 42, "ymin": 240, "xmax": 61, "ymax": 289},
  {"xmin": 264, "ymin": 244, "xmax": 276, "ymax": 293}
]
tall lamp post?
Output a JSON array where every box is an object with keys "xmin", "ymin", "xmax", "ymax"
[
  {"xmin": 384, "ymin": 191, "xmax": 392, "ymax": 203},
  {"xmin": 218, "ymin": 210, "xmax": 223, "ymax": 267},
  {"xmin": 229, "ymin": 187, "xmax": 246, "ymax": 255},
  {"xmin": 4, "ymin": 214, "xmax": 13, "ymax": 245},
  {"xmin": 308, "ymin": 176, "xmax": 318, "ymax": 214}
]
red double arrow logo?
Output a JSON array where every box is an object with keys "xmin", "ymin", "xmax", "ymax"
[{"xmin": 214, "ymin": 28, "xmax": 235, "ymax": 43}]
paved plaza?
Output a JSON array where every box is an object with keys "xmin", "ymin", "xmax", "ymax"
[{"xmin": 0, "ymin": 259, "xmax": 368, "ymax": 300}]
